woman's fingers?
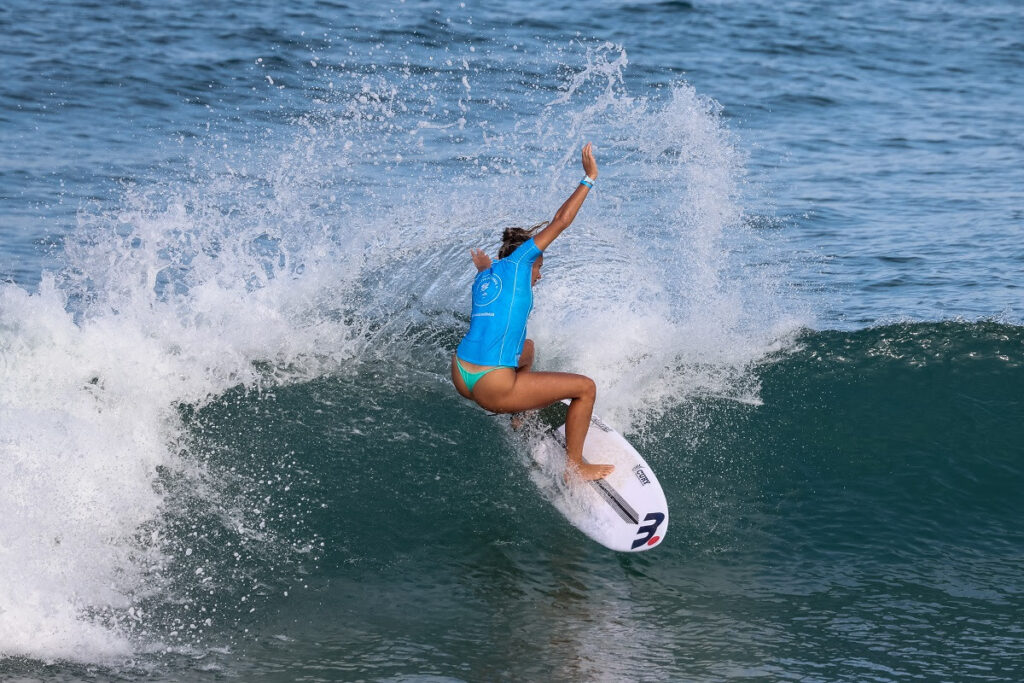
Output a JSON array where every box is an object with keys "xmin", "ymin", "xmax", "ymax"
[{"xmin": 471, "ymin": 248, "xmax": 492, "ymax": 271}]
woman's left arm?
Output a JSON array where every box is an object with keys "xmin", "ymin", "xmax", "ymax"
[{"xmin": 533, "ymin": 142, "xmax": 599, "ymax": 252}]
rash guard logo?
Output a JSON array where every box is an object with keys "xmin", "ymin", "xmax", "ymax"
[{"xmin": 474, "ymin": 273, "xmax": 502, "ymax": 306}]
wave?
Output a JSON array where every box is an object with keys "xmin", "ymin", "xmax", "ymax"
[
  {"xmin": 10, "ymin": 37, "xmax": 1018, "ymax": 672},
  {"xmin": 0, "ymin": 42, "xmax": 794, "ymax": 666},
  {"xmin": 645, "ymin": 321, "xmax": 1024, "ymax": 565},
  {"xmin": 252, "ymin": 321, "xmax": 1021, "ymax": 581},
  {"xmin": 162, "ymin": 321, "xmax": 1024, "ymax": 582}
]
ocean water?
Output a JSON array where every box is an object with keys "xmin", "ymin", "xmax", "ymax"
[{"xmin": 1, "ymin": 0, "xmax": 1021, "ymax": 680}]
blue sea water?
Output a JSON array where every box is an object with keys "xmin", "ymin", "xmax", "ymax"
[{"xmin": 1, "ymin": 1, "xmax": 1022, "ymax": 680}]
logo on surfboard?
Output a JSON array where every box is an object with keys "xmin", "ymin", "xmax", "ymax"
[
  {"xmin": 632, "ymin": 465, "xmax": 651, "ymax": 486},
  {"xmin": 631, "ymin": 512, "xmax": 665, "ymax": 549}
]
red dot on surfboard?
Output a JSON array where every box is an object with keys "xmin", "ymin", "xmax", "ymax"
[{"xmin": 647, "ymin": 536, "xmax": 660, "ymax": 546}]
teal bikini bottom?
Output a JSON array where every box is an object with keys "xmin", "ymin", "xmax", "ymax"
[{"xmin": 456, "ymin": 357, "xmax": 512, "ymax": 394}]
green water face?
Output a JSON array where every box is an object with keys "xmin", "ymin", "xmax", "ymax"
[{"xmin": 87, "ymin": 322, "xmax": 1017, "ymax": 681}]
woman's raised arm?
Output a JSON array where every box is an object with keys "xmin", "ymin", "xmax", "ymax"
[{"xmin": 533, "ymin": 142, "xmax": 599, "ymax": 252}]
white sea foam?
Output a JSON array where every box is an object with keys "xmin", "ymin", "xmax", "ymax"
[
  {"xmin": 0, "ymin": 265, "xmax": 355, "ymax": 663},
  {"xmin": 0, "ymin": 141, "xmax": 365, "ymax": 662},
  {"xmin": 1, "ymin": 279, "xmax": 163, "ymax": 660}
]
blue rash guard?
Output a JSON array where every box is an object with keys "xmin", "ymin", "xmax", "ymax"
[{"xmin": 456, "ymin": 237, "xmax": 543, "ymax": 368}]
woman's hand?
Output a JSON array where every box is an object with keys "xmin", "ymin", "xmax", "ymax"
[
  {"xmin": 582, "ymin": 142, "xmax": 598, "ymax": 180},
  {"xmin": 471, "ymin": 248, "xmax": 492, "ymax": 272}
]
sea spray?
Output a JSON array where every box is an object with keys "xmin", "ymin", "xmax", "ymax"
[{"xmin": 293, "ymin": 41, "xmax": 798, "ymax": 430}]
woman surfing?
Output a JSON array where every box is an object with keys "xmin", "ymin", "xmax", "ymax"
[{"xmin": 451, "ymin": 143, "xmax": 613, "ymax": 481}]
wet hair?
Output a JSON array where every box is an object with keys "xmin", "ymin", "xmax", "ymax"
[{"xmin": 498, "ymin": 221, "xmax": 548, "ymax": 259}]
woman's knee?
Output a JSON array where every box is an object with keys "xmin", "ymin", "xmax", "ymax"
[{"xmin": 578, "ymin": 375, "xmax": 597, "ymax": 401}]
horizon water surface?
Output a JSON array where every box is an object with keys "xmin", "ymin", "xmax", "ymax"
[{"xmin": 1, "ymin": 1, "xmax": 1022, "ymax": 681}]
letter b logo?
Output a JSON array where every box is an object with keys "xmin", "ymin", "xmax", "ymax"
[{"xmin": 631, "ymin": 512, "xmax": 665, "ymax": 549}]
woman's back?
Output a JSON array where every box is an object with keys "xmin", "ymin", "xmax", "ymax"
[{"xmin": 456, "ymin": 238, "xmax": 542, "ymax": 367}]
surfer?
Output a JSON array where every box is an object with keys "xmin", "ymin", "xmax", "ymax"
[{"xmin": 452, "ymin": 143, "xmax": 614, "ymax": 481}]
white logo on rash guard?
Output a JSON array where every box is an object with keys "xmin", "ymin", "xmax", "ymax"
[{"xmin": 474, "ymin": 273, "xmax": 502, "ymax": 306}]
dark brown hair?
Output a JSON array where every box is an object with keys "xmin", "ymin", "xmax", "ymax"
[{"xmin": 498, "ymin": 221, "xmax": 548, "ymax": 259}]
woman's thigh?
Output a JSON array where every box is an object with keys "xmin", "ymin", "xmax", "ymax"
[{"xmin": 474, "ymin": 370, "xmax": 594, "ymax": 414}]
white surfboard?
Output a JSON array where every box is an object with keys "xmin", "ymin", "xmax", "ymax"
[{"xmin": 526, "ymin": 401, "xmax": 668, "ymax": 552}]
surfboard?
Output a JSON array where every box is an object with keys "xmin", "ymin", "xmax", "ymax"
[{"xmin": 525, "ymin": 401, "xmax": 668, "ymax": 552}]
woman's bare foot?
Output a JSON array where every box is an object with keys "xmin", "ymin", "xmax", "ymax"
[{"xmin": 565, "ymin": 460, "xmax": 614, "ymax": 482}]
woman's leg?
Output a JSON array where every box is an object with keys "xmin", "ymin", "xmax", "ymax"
[
  {"xmin": 473, "ymin": 370, "xmax": 614, "ymax": 480},
  {"xmin": 508, "ymin": 339, "xmax": 536, "ymax": 429}
]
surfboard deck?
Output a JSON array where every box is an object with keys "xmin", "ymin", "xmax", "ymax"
[{"xmin": 524, "ymin": 401, "xmax": 668, "ymax": 552}]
